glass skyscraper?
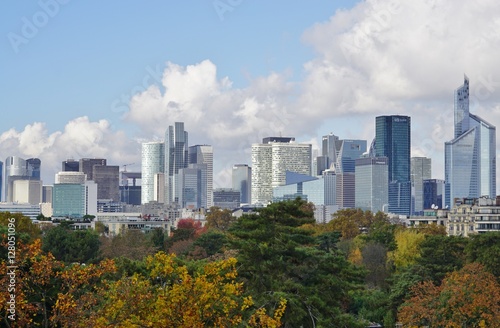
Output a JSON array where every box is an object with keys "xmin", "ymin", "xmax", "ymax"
[
  {"xmin": 141, "ymin": 142, "xmax": 165, "ymax": 204},
  {"xmin": 355, "ymin": 157, "xmax": 389, "ymax": 213},
  {"xmin": 445, "ymin": 76, "xmax": 496, "ymax": 207},
  {"xmin": 232, "ymin": 164, "xmax": 252, "ymax": 204},
  {"xmin": 411, "ymin": 157, "xmax": 432, "ymax": 215},
  {"xmin": 375, "ymin": 115, "xmax": 411, "ymax": 216},
  {"xmin": 165, "ymin": 122, "xmax": 189, "ymax": 205},
  {"xmin": 189, "ymin": 145, "xmax": 213, "ymax": 208}
]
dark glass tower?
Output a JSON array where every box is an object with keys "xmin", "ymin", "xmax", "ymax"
[
  {"xmin": 375, "ymin": 115, "xmax": 411, "ymax": 215},
  {"xmin": 164, "ymin": 122, "xmax": 189, "ymax": 204}
]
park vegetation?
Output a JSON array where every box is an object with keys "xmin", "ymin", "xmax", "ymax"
[{"xmin": 1, "ymin": 200, "xmax": 500, "ymax": 327}]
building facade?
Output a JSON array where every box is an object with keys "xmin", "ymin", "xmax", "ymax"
[
  {"xmin": 445, "ymin": 76, "xmax": 496, "ymax": 208},
  {"xmin": 336, "ymin": 139, "xmax": 367, "ymax": 209},
  {"xmin": 93, "ymin": 165, "xmax": 120, "ymax": 202},
  {"xmin": 79, "ymin": 158, "xmax": 106, "ymax": 181},
  {"xmin": 447, "ymin": 197, "xmax": 500, "ymax": 236},
  {"xmin": 423, "ymin": 179, "xmax": 445, "ymax": 210},
  {"xmin": 232, "ymin": 164, "xmax": 252, "ymax": 204},
  {"xmin": 213, "ymin": 188, "xmax": 240, "ymax": 209},
  {"xmin": 375, "ymin": 115, "xmax": 411, "ymax": 216},
  {"xmin": 164, "ymin": 122, "xmax": 189, "ymax": 205},
  {"xmin": 355, "ymin": 157, "xmax": 389, "ymax": 213},
  {"xmin": 411, "ymin": 157, "xmax": 432, "ymax": 215},
  {"xmin": 189, "ymin": 145, "xmax": 213, "ymax": 208},
  {"xmin": 141, "ymin": 142, "xmax": 165, "ymax": 204}
]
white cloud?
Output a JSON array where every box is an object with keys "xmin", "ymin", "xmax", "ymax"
[{"xmin": 0, "ymin": 117, "xmax": 139, "ymax": 185}]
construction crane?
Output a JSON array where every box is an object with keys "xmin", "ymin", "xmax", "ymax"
[{"xmin": 122, "ymin": 163, "xmax": 135, "ymax": 172}]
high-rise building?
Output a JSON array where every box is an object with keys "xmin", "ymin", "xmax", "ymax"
[
  {"xmin": 79, "ymin": 158, "xmax": 106, "ymax": 181},
  {"xmin": 375, "ymin": 115, "xmax": 411, "ymax": 216},
  {"xmin": 141, "ymin": 142, "xmax": 165, "ymax": 204},
  {"xmin": 12, "ymin": 180, "xmax": 42, "ymax": 205},
  {"xmin": 423, "ymin": 179, "xmax": 445, "ymax": 210},
  {"xmin": 189, "ymin": 145, "xmax": 213, "ymax": 208},
  {"xmin": 411, "ymin": 157, "xmax": 432, "ymax": 215},
  {"xmin": 445, "ymin": 76, "xmax": 496, "ymax": 208},
  {"xmin": 4, "ymin": 156, "xmax": 43, "ymax": 202},
  {"xmin": 62, "ymin": 159, "xmax": 80, "ymax": 172},
  {"xmin": 355, "ymin": 157, "xmax": 389, "ymax": 213},
  {"xmin": 322, "ymin": 133, "xmax": 341, "ymax": 170},
  {"xmin": 177, "ymin": 165, "xmax": 203, "ymax": 209},
  {"xmin": 42, "ymin": 185, "xmax": 53, "ymax": 204},
  {"xmin": 213, "ymin": 188, "xmax": 240, "ymax": 210},
  {"xmin": 336, "ymin": 139, "xmax": 367, "ymax": 209},
  {"xmin": 232, "ymin": 164, "xmax": 252, "ymax": 204},
  {"xmin": 93, "ymin": 165, "xmax": 120, "ymax": 201},
  {"xmin": 251, "ymin": 137, "xmax": 312, "ymax": 204},
  {"xmin": 165, "ymin": 122, "xmax": 189, "ymax": 205},
  {"xmin": 53, "ymin": 171, "xmax": 97, "ymax": 217}
]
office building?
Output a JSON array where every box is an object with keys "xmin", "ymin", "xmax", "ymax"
[
  {"xmin": 120, "ymin": 171, "xmax": 141, "ymax": 205},
  {"xmin": 336, "ymin": 139, "xmax": 367, "ymax": 208},
  {"xmin": 62, "ymin": 159, "xmax": 80, "ymax": 172},
  {"xmin": 445, "ymin": 76, "xmax": 496, "ymax": 208},
  {"xmin": 42, "ymin": 185, "xmax": 53, "ymax": 204},
  {"xmin": 189, "ymin": 145, "xmax": 213, "ymax": 208},
  {"xmin": 4, "ymin": 156, "xmax": 41, "ymax": 202},
  {"xmin": 79, "ymin": 158, "xmax": 106, "ymax": 181},
  {"xmin": 447, "ymin": 197, "xmax": 500, "ymax": 236},
  {"xmin": 355, "ymin": 157, "xmax": 389, "ymax": 213},
  {"xmin": 52, "ymin": 179, "xmax": 97, "ymax": 218},
  {"xmin": 411, "ymin": 157, "xmax": 432, "ymax": 215},
  {"xmin": 55, "ymin": 171, "xmax": 87, "ymax": 184},
  {"xmin": 141, "ymin": 142, "xmax": 165, "ymax": 204},
  {"xmin": 93, "ymin": 165, "xmax": 120, "ymax": 201},
  {"xmin": 12, "ymin": 180, "xmax": 42, "ymax": 205},
  {"xmin": 177, "ymin": 165, "xmax": 203, "ymax": 209},
  {"xmin": 423, "ymin": 179, "xmax": 445, "ymax": 210},
  {"xmin": 375, "ymin": 115, "xmax": 411, "ymax": 216},
  {"xmin": 165, "ymin": 122, "xmax": 189, "ymax": 205},
  {"xmin": 232, "ymin": 164, "xmax": 252, "ymax": 204},
  {"xmin": 153, "ymin": 173, "xmax": 165, "ymax": 203},
  {"xmin": 213, "ymin": 188, "xmax": 240, "ymax": 210},
  {"xmin": 251, "ymin": 137, "xmax": 312, "ymax": 204}
]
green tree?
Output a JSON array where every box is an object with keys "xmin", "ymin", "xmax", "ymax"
[
  {"xmin": 466, "ymin": 231, "xmax": 500, "ymax": 278},
  {"xmin": 206, "ymin": 206, "xmax": 236, "ymax": 231},
  {"xmin": 328, "ymin": 209, "xmax": 389, "ymax": 240},
  {"xmin": 229, "ymin": 198, "xmax": 366, "ymax": 327},
  {"xmin": 42, "ymin": 224, "xmax": 100, "ymax": 263}
]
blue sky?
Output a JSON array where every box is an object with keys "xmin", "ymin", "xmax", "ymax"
[{"xmin": 1, "ymin": 0, "xmax": 500, "ymax": 190}]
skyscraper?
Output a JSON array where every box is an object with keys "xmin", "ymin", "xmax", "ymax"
[
  {"xmin": 93, "ymin": 165, "xmax": 120, "ymax": 201},
  {"xmin": 445, "ymin": 76, "xmax": 496, "ymax": 207},
  {"xmin": 189, "ymin": 145, "xmax": 213, "ymax": 208},
  {"xmin": 375, "ymin": 115, "xmax": 411, "ymax": 216},
  {"xmin": 335, "ymin": 139, "xmax": 367, "ymax": 208},
  {"xmin": 232, "ymin": 164, "xmax": 252, "ymax": 204},
  {"xmin": 165, "ymin": 122, "xmax": 188, "ymax": 205},
  {"xmin": 62, "ymin": 159, "xmax": 80, "ymax": 172},
  {"xmin": 251, "ymin": 137, "xmax": 311, "ymax": 204},
  {"xmin": 4, "ymin": 156, "xmax": 39, "ymax": 202},
  {"xmin": 355, "ymin": 157, "xmax": 389, "ymax": 213},
  {"xmin": 141, "ymin": 142, "xmax": 165, "ymax": 204},
  {"xmin": 79, "ymin": 158, "xmax": 107, "ymax": 181},
  {"xmin": 411, "ymin": 157, "xmax": 432, "ymax": 215}
]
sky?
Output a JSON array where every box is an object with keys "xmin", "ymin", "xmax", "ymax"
[{"xmin": 1, "ymin": 0, "xmax": 500, "ymax": 191}]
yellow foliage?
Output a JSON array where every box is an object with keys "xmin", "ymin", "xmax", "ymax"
[{"xmin": 388, "ymin": 229, "xmax": 425, "ymax": 269}]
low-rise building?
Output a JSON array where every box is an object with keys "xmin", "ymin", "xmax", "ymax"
[{"xmin": 447, "ymin": 197, "xmax": 500, "ymax": 236}]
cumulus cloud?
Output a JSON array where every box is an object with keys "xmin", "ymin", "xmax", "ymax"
[{"xmin": 0, "ymin": 117, "xmax": 139, "ymax": 185}]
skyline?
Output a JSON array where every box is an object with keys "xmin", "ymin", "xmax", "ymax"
[{"xmin": 2, "ymin": 1, "xmax": 500, "ymax": 191}]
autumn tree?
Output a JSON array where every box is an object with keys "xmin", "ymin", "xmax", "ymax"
[
  {"xmin": 328, "ymin": 209, "xmax": 389, "ymax": 240},
  {"xmin": 205, "ymin": 206, "xmax": 236, "ymax": 231},
  {"xmin": 100, "ymin": 229, "xmax": 156, "ymax": 261},
  {"xmin": 398, "ymin": 263, "xmax": 500, "ymax": 327},
  {"xmin": 388, "ymin": 228, "xmax": 426, "ymax": 270},
  {"xmin": 229, "ymin": 198, "xmax": 366, "ymax": 327}
]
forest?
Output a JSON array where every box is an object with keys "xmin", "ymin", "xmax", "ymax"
[{"xmin": 1, "ymin": 198, "xmax": 500, "ymax": 327}]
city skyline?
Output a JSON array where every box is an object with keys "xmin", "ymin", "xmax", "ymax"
[{"xmin": 2, "ymin": 1, "xmax": 500, "ymax": 192}]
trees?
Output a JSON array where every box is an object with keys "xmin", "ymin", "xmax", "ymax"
[
  {"xmin": 42, "ymin": 224, "xmax": 100, "ymax": 264},
  {"xmin": 205, "ymin": 206, "xmax": 236, "ymax": 231},
  {"xmin": 328, "ymin": 209, "xmax": 390, "ymax": 240},
  {"xmin": 229, "ymin": 198, "xmax": 366, "ymax": 327},
  {"xmin": 398, "ymin": 263, "xmax": 500, "ymax": 327},
  {"xmin": 466, "ymin": 232, "xmax": 500, "ymax": 278}
]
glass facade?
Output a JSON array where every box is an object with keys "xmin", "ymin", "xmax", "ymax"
[
  {"xmin": 232, "ymin": 164, "xmax": 252, "ymax": 204},
  {"xmin": 411, "ymin": 157, "xmax": 432, "ymax": 215},
  {"xmin": 355, "ymin": 157, "xmax": 388, "ymax": 212},
  {"xmin": 53, "ymin": 184, "xmax": 86, "ymax": 217},
  {"xmin": 445, "ymin": 77, "xmax": 496, "ymax": 207},
  {"xmin": 375, "ymin": 115, "xmax": 411, "ymax": 215},
  {"xmin": 165, "ymin": 122, "xmax": 189, "ymax": 205},
  {"xmin": 189, "ymin": 145, "xmax": 213, "ymax": 208},
  {"xmin": 141, "ymin": 142, "xmax": 165, "ymax": 204},
  {"xmin": 423, "ymin": 179, "xmax": 445, "ymax": 209}
]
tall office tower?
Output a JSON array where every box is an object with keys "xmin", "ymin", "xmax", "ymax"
[
  {"xmin": 26, "ymin": 158, "xmax": 41, "ymax": 179},
  {"xmin": 322, "ymin": 133, "xmax": 341, "ymax": 169},
  {"xmin": 165, "ymin": 122, "xmax": 189, "ymax": 205},
  {"xmin": 375, "ymin": 115, "xmax": 411, "ymax": 216},
  {"xmin": 335, "ymin": 139, "xmax": 367, "ymax": 208},
  {"xmin": 411, "ymin": 157, "xmax": 432, "ymax": 215},
  {"xmin": 189, "ymin": 145, "xmax": 213, "ymax": 208},
  {"xmin": 79, "ymin": 158, "xmax": 106, "ymax": 181},
  {"xmin": 153, "ymin": 173, "xmax": 165, "ymax": 203},
  {"xmin": 42, "ymin": 185, "xmax": 53, "ymax": 203},
  {"xmin": 141, "ymin": 142, "xmax": 165, "ymax": 204},
  {"xmin": 251, "ymin": 137, "xmax": 312, "ymax": 204},
  {"xmin": 93, "ymin": 165, "xmax": 120, "ymax": 201},
  {"xmin": 5, "ymin": 156, "xmax": 27, "ymax": 202},
  {"xmin": 177, "ymin": 165, "xmax": 203, "ymax": 209},
  {"xmin": 445, "ymin": 76, "xmax": 496, "ymax": 207},
  {"xmin": 12, "ymin": 180, "xmax": 42, "ymax": 205},
  {"xmin": 232, "ymin": 164, "xmax": 252, "ymax": 204},
  {"xmin": 423, "ymin": 179, "xmax": 445, "ymax": 210},
  {"xmin": 0, "ymin": 160, "xmax": 3, "ymax": 201},
  {"xmin": 355, "ymin": 157, "xmax": 389, "ymax": 212},
  {"xmin": 62, "ymin": 159, "xmax": 79, "ymax": 172},
  {"xmin": 53, "ymin": 179, "xmax": 97, "ymax": 218}
]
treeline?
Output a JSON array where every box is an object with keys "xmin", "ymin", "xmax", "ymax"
[{"xmin": 0, "ymin": 200, "xmax": 499, "ymax": 327}]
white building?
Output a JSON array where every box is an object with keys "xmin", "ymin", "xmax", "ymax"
[
  {"xmin": 12, "ymin": 180, "xmax": 42, "ymax": 205},
  {"xmin": 141, "ymin": 141, "xmax": 165, "ymax": 204},
  {"xmin": 251, "ymin": 137, "xmax": 312, "ymax": 204}
]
